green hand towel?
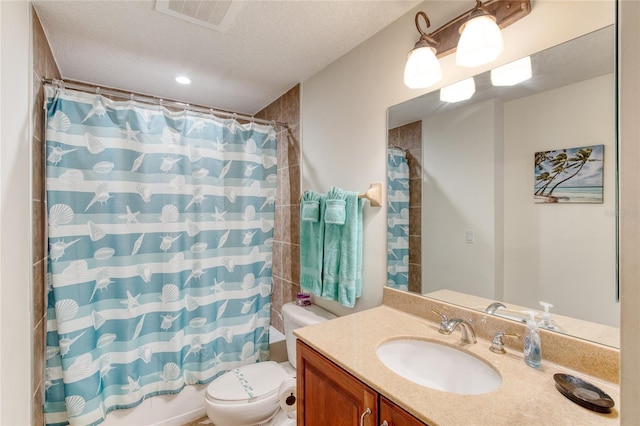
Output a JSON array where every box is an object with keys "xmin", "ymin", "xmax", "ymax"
[
  {"xmin": 321, "ymin": 187, "xmax": 363, "ymax": 307},
  {"xmin": 338, "ymin": 192, "xmax": 363, "ymax": 307},
  {"xmin": 321, "ymin": 187, "xmax": 345, "ymax": 302},
  {"xmin": 300, "ymin": 191, "xmax": 325, "ymax": 296}
]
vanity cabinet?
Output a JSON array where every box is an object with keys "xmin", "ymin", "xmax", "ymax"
[{"xmin": 297, "ymin": 340, "xmax": 426, "ymax": 426}]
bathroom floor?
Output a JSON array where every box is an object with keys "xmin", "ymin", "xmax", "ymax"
[{"xmin": 181, "ymin": 416, "xmax": 212, "ymax": 426}]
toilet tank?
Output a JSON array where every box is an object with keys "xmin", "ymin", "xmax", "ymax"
[{"xmin": 281, "ymin": 302, "xmax": 336, "ymax": 368}]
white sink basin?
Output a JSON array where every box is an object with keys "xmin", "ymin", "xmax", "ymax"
[{"xmin": 376, "ymin": 339, "xmax": 502, "ymax": 395}]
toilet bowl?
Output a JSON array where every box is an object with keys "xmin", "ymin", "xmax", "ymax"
[{"xmin": 204, "ymin": 302, "xmax": 336, "ymax": 426}]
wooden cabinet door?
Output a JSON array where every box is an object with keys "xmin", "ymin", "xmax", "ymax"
[
  {"xmin": 297, "ymin": 340, "xmax": 378, "ymax": 426},
  {"xmin": 379, "ymin": 396, "xmax": 427, "ymax": 426}
]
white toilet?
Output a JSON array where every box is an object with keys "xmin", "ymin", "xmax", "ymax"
[{"xmin": 204, "ymin": 302, "xmax": 336, "ymax": 426}]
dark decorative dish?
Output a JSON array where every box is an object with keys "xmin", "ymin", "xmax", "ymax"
[{"xmin": 553, "ymin": 373, "xmax": 615, "ymax": 413}]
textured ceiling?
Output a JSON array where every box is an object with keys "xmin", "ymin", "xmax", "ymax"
[{"xmin": 33, "ymin": 0, "xmax": 421, "ymax": 115}]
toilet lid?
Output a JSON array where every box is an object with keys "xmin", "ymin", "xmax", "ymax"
[{"xmin": 206, "ymin": 361, "xmax": 290, "ymax": 404}]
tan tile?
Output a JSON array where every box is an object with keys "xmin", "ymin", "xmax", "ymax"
[
  {"xmin": 33, "ymin": 260, "xmax": 46, "ymax": 323},
  {"xmin": 32, "ymin": 381, "xmax": 44, "ymax": 426},
  {"xmin": 277, "ymin": 126, "xmax": 300, "ymax": 168},
  {"xmin": 277, "ymin": 164, "xmax": 301, "ymax": 208},
  {"xmin": 409, "ymin": 177, "xmax": 421, "ymax": 208},
  {"xmin": 270, "ymin": 307, "xmax": 283, "ymax": 333},
  {"xmin": 273, "ymin": 205, "xmax": 284, "ymax": 242},
  {"xmin": 388, "ymin": 127, "xmax": 400, "ymax": 145},
  {"xmin": 272, "ymin": 241, "xmax": 283, "ymax": 279},
  {"xmin": 408, "ymin": 235, "xmax": 421, "ymax": 265},
  {"xmin": 32, "ymin": 8, "xmax": 47, "ymax": 78},
  {"xmin": 281, "ymin": 242, "xmax": 300, "ymax": 283},
  {"xmin": 33, "ymin": 72, "xmax": 44, "ymax": 143},
  {"xmin": 33, "ymin": 200, "xmax": 45, "ymax": 264},
  {"xmin": 408, "ymin": 263, "xmax": 421, "ymax": 293},
  {"xmin": 287, "ymin": 165, "xmax": 300, "ymax": 206},
  {"xmin": 272, "ymin": 276, "xmax": 284, "ymax": 313},
  {"xmin": 277, "ymin": 166, "xmax": 290, "ymax": 207},
  {"xmin": 276, "ymin": 165, "xmax": 300, "ymax": 206},
  {"xmin": 402, "ymin": 120, "xmax": 422, "ymax": 151},
  {"xmin": 32, "ymin": 136, "xmax": 45, "ymax": 203},
  {"xmin": 281, "ymin": 84, "xmax": 300, "ymax": 128},
  {"xmin": 255, "ymin": 97, "xmax": 281, "ymax": 123},
  {"xmin": 33, "ymin": 318, "xmax": 45, "ymax": 401},
  {"xmin": 288, "ymin": 205, "xmax": 299, "ymax": 244},
  {"xmin": 406, "ymin": 150, "xmax": 422, "ymax": 180},
  {"xmin": 409, "ymin": 206, "xmax": 421, "ymax": 236}
]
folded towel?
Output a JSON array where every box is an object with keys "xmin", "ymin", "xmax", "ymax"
[
  {"xmin": 324, "ymin": 199, "xmax": 346, "ymax": 224},
  {"xmin": 321, "ymin": 187, "xmax": 363, "ymax": 307},
  {"xmin": 299, "ymin": 191, "xmax": 325, "ymax": 296},
  {"xmin": 301, "ymin": 199, "xmax": 321, "ymax": 222}
]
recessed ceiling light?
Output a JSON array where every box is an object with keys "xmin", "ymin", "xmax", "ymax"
[{"xmin": 175, "ymin": 76, "xmax": 191, "ymax": 85}]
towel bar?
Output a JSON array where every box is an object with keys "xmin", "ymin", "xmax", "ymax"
[{"xmin": 299, "ymin": 183, "xmax": 383, "ymax": 207}]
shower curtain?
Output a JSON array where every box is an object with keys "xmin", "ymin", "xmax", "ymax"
[
  {"xmin": 387, "ymin": 148, "xmax": 410, "ymax": 291},
  {"xmin": 43, "ymin": 86, "xmax": 277, "ymax": 426}
]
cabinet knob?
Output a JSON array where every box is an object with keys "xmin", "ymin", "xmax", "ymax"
[
  {"xmin": 360, "ymin": 408, "xmax": 371, "ymax": 426},
  {"xmin": 381, "ymin": 421, "xmax": 389, "ymax": 426}
]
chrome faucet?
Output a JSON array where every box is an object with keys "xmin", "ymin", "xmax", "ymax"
[
  {"xmin": 440, "ymin": 318, "xmax": 477, "ymax": 344},
  {"xmin": 432, "ymin": 310, "xmax": 477, "ymax": 344},
  {"xmin": 485, "ymin": 302, "xmax": 506, "ymax": 314}
]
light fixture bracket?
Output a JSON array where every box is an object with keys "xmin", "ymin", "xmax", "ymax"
[
  {"xmin": 413, "ymin": 11, "xmax": 439, "ymax": 50},
  {"xmin": 427, "ymin": 0, "xmax": 531, "ymax": 58}
]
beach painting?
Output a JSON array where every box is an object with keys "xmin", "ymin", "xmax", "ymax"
[{"xmin": 534, "ymin": 144, "xmax": 604, "ymax": 204}]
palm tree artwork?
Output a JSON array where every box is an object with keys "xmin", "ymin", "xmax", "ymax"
[{"xmin": 534, "ymin": 144, "xmax": 604, "ymax": 203}]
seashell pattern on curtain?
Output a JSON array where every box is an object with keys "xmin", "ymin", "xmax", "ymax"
[
  {"xmin": 43, "ymin": 86, "xmax": 276, "ymax": 426},
  {"xmin": 387, "ymin": 148, "xmax": 410, "ymax": 290}
]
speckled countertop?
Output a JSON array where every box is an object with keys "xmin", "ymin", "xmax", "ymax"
[{"xmin": 294, "ymin": 305, "xmax": 620, "ymax": 426}]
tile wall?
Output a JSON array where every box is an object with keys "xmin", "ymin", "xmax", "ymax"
[
  {"xmin": 256, "ymin": 86, "xmax": 301, "ymax": 333},
  {"xmin": 387, "ymin": 121, "xmax": 422, "ymax": 293},
  {"xmin": 32, "ymin": 7, "xmax": 62, "ymax": 426}
]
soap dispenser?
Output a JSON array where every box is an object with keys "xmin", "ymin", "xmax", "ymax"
[
  {"xmin": 539, "ymin": 302, "xmax": 554, "ymax": 328},
  {"xmin": 523, "ymin": 311, "xmax": 542, "ymax": 369},
  {"xmin": 539, "ymin": 301, "xmax": 565, "ymax": 332}
]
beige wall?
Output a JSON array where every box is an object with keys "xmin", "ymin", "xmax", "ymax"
[
  {"xmin": 504, "ymin": 74, "xmax": 617, "ymax": 327},
  {"xmin": 1, "ymin": 2, "xmax": 35, "ymax": 424},
  {"xmin": 301, "ymin": 0, "xmax": 640, "ymax": 423},
  {"xmin": 619, "ymin": 0, "xmax": 640, "ymax": 422},
  {"xmin": 421, "ymin": 99, "xmax": 502, "ymax": 299}
]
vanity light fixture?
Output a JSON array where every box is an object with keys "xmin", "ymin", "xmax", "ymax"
[
  {"xmin": 403, "ymin": 0, "xmax": 531, "ymax": 89},
  {"xmin": 175, "ymin": 75, "xmax": 191, "ymax": 85},
  {"xmin": 404, "ymin": 12, "xmax": 442, "ymax": 89},
  {"xmin": 490, "ymin": 56, "xmax": 532, "ymax": 86},
  {"xmin": 439, "ymin": 77, "xmax": 476, "ymax": 103},
  {"xmin": 456, "ymin": 0, "xmax": 504, "ymax": 68}
]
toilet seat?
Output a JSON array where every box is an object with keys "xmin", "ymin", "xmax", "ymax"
[{"xmin": 206, "ymin": 361, "xmax": 290, "ymax": 404}]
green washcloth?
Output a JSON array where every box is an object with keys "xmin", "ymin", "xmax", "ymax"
[
  {"xmin": 339, "ymin": 192, "xmax": 363, "ymax": 307},
  {"xmin": 321, "ymin": 187, "xmax": 363, "ymax": 307},
  {"xmin": 300, "ymin": 191, "xmax": 325, "ymax": 296}
]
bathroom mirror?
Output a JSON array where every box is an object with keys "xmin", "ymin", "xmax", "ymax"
[{"xmin": 387, "ymin": 25, "xmax": 619, "ymax": 348}]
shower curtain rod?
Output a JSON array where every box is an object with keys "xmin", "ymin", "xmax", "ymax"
[{"xmin": 42, "ymin": 78, "xmax": 288, "ymax": 129}]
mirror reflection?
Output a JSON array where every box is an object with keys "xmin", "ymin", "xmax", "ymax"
[{"xmin": 387, "ymin": 25, "xmax": 619, "ymax": 348}]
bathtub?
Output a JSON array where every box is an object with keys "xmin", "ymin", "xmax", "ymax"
[{"xmin": 103, "ymin": 326, "xmax": 286, "ymax": 426}]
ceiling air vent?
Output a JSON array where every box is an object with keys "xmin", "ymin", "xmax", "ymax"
[{"xmin": 155, "ymin": 0, "xmax": 243, "ymax": 32}]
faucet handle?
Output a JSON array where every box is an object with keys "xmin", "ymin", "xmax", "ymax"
[
  {"xmin": 490, "ymin": 331, "xmax": 520, "ymax": 354},
  {"xmin": 431, "ymin": 309, "xmax": 449, "ymax": 330}
]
